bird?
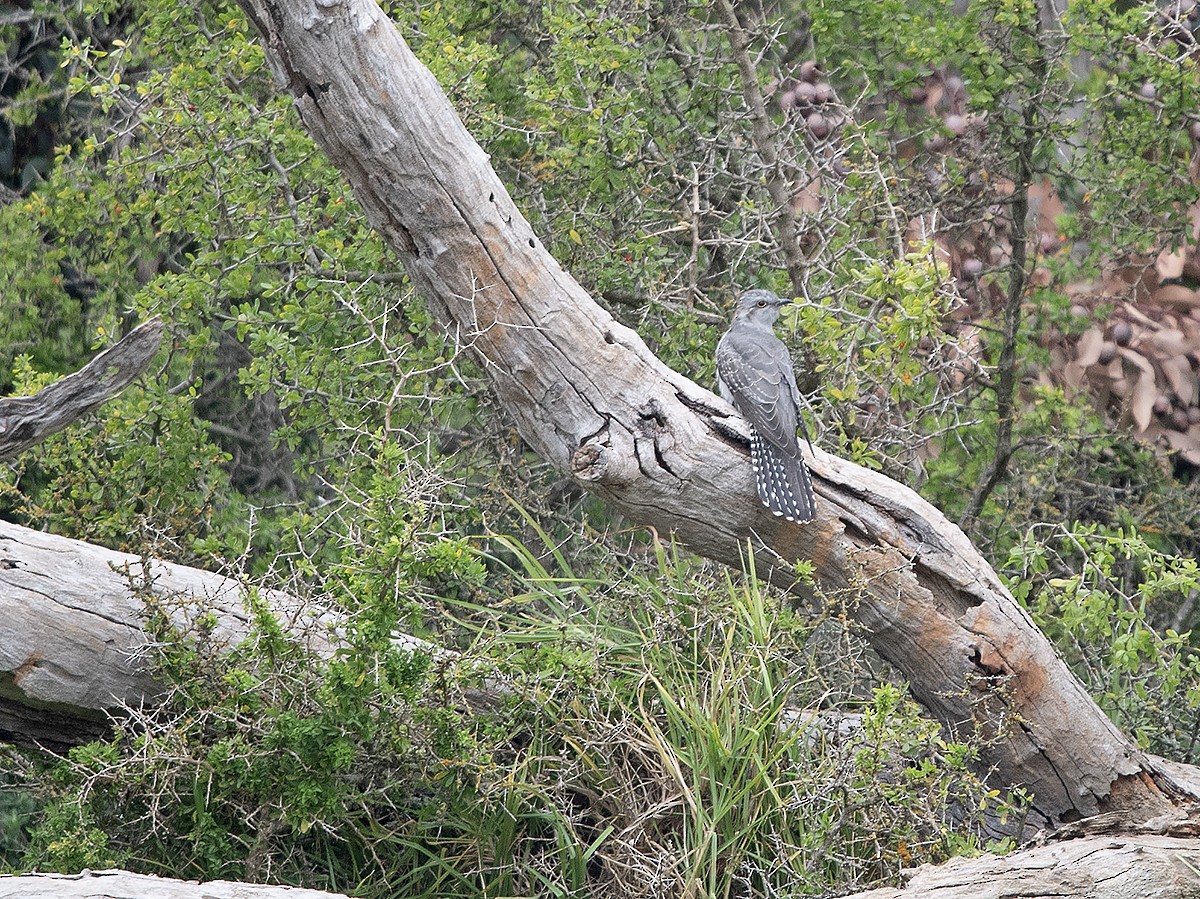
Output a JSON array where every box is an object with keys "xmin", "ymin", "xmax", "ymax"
[{"xmin": 716, "ymin": 288, "xmax": 816, "ymax": 523}]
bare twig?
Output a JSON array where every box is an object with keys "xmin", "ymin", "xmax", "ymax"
[{"xmin": 715, "ymin": 0, "xmax": 807, "ymax": 297}]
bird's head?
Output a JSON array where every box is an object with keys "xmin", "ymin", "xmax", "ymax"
[{"xmin": 731, "ymin": 289, "xmax": 793, "ymax": 327}]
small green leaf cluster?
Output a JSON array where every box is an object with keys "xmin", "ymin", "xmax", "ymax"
[
  {"xmin": 0, "ymin": 2, "xmax": 97, "ymax": 191},
  {"xmin": 1068, "ymin": 0, "xmax": 1200, "ymax": 254},
  {"xmin": 0, "ymin": 201, "xmax": 86, "ymax": 394},
  {"xmin": 0, "ymin": 360, "xmax": 244, "ymax": 559},
  {"xmin": 0, "ymin": 763, "xmax": 37, "ymax": 869},
  {"xmin": 798, "ymin": 248, "xmax": 961, "ymax": 470}
]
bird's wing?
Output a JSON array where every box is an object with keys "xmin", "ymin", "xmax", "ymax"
[
  {"xmin": 780, "ymin": 347, "xmax": 814, "ymax": 452},
  {"xmin": 716, "ymin": 330, "xmax": 802, "ymax": 452}
]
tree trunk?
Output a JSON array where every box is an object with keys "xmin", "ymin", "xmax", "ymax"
[{"xmin": 226, "ymin": 0, "xmax": 1196, "ymax": 833}]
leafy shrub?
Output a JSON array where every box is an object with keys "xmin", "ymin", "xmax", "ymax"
[
  {"xmin": 16, "ymin": 520, "xmax": 1014, "ymax": 897},
  {"xmin": 1004, "ymin": 522, "xmax": 1200, "ymax": 762}
]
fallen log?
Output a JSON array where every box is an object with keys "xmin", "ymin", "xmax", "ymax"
[
  {"xmin": 852, "ymin": 832, "xmax": 1200, "ymax": 899},
  {"xmin": 0, "ymin": 869, "xmax": 349, "ymax": 899},
  {"xmin": 0, "ymin": 519, "xmax": 334, "ymax": 752},
  {"xmin": 3, "ymin": 833, "xmax": 1199, "ymax": 899}
]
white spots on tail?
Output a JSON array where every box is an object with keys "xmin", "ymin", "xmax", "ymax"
[{"xmin": 749, "ymin": 432, "xmax": 816, "ymax": 523}]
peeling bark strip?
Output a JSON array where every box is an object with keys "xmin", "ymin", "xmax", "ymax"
[
  {"xmin": 0, "ymin": 317, "xmax": 164, "ymax": 462},
  {"xmin": 227, "ymin": 0, "xmax": 1196, "ymax": 831}
]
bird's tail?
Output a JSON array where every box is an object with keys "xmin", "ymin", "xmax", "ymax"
[{"xmin": 750, "ymin": 433, "xmax": 816, "ymax": 523}]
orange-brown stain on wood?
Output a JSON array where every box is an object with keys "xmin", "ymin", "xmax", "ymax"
[
  {"xmin": 12, "ymin": 652, "xmax": 41, "ymax": 686},
  {"xmin": 969, "ymin": 603, "xmax": 1048, "ymax": 701}
]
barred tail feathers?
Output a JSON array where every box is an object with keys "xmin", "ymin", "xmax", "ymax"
[{"xmin": 749, "ymin": 432, "xmax": 816, "ymax": 523}]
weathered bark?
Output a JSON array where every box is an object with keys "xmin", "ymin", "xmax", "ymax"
[
  {"xmin": 225, "ymin": 0, "xmax": 1196, "ymax": 833},
  {"xmin": 0, "ymin": 869, "xmax": 350, "ymax": 898},
  {"xmin": 0, "ymin": 520, "xmax": 336, "ymax": 753},
  {"xmin": 0, "ymin": 318, "xmax": 164, "ymax": 461},
  {"xmin": 852, "ymin": 833, "xmax": 1200, "ymax": 898}
]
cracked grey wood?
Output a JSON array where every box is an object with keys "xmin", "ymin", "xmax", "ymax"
[
  {"xmin": 229, "ymin": 0, "xmax": 1196, "ymax": 832},
  {"xmin": 0, "ymin": 520, "xmax": 337, "ymax": 752},
  {"xmin": 852, "ymin": 833, "xmax": 1200, "ymax": 899},
  {"xmin": 0, "ymin": 869, "xmax": 350, "ymax": 898},
  {"xmin": 0, "ymin": 318, "xmax": 164, "ymax": 461}
]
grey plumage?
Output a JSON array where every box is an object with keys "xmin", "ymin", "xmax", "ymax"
[{"xmin": 716, "ymin": 288, "xmax": 816, "ymax": 523}]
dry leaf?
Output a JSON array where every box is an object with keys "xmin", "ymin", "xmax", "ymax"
[
  {"xmin": 1119, "ymin": 347, "xmax": 1156, "ymax": 378},
  {"xmin": 1074, "ymin": 327, "xmax": 1105, "ymax": 366},
  {"xmin": 1153, "ymin": 284, "xmax": 1200, "ymax": 308},
  {"xmin": 793, "ymin": 171, "xmax": 821, "ymax": 215},
  {"xmin": 1063, "ymin": 360, "xmax": 1087, "ymax": 390},
  {"xmin": 1121, "ymin": 301, "xmax": 1159, "ymax": 328},
  {"xmin": 1165, "ymin": 429, "xmax": 1200, "ymax": 466},
  {"xmin": 1150, "ymin": 328, "xmax": 1190, "ymax": 357},
  {"xmin": 1162, "ymin": 356, "xmax": 1196, "ymax": 406},
  {"xmin": 923, "ymin": 82, "xmax": 944, "ymax": 113},
  {"xmin": 1131, "ymin": 374, "xmax": 1158, "ymax": 432},
  {"xmin": 1157, "ymin": 247, "xmax": 1188, "ymax": 280}
]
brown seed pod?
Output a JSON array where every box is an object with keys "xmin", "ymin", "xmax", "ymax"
[
  {"xmin": 1112, "ymin": 320, "xmax": 1133, "ymax": 346},
  {"xmin": 806, "ymin": 112, "xmax": 830, "ymax": 139}
]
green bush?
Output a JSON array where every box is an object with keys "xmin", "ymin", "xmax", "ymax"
[
  {"xmin": 1004, "ymin": 522, "xmax": 1200, "ymax": 762},
  {"xmin": 16, "ymin": 522, "xmax": 1014, "ymax": 897}
]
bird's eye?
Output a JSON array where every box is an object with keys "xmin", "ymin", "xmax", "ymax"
[{"xmin": 756, "ymin": 300, "xmax": 767, "ymax": 307}]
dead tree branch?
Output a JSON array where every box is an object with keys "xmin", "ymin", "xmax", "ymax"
[{"xmin": 0, "ymin": 317, "xmax": 164, "ymax": 461}]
